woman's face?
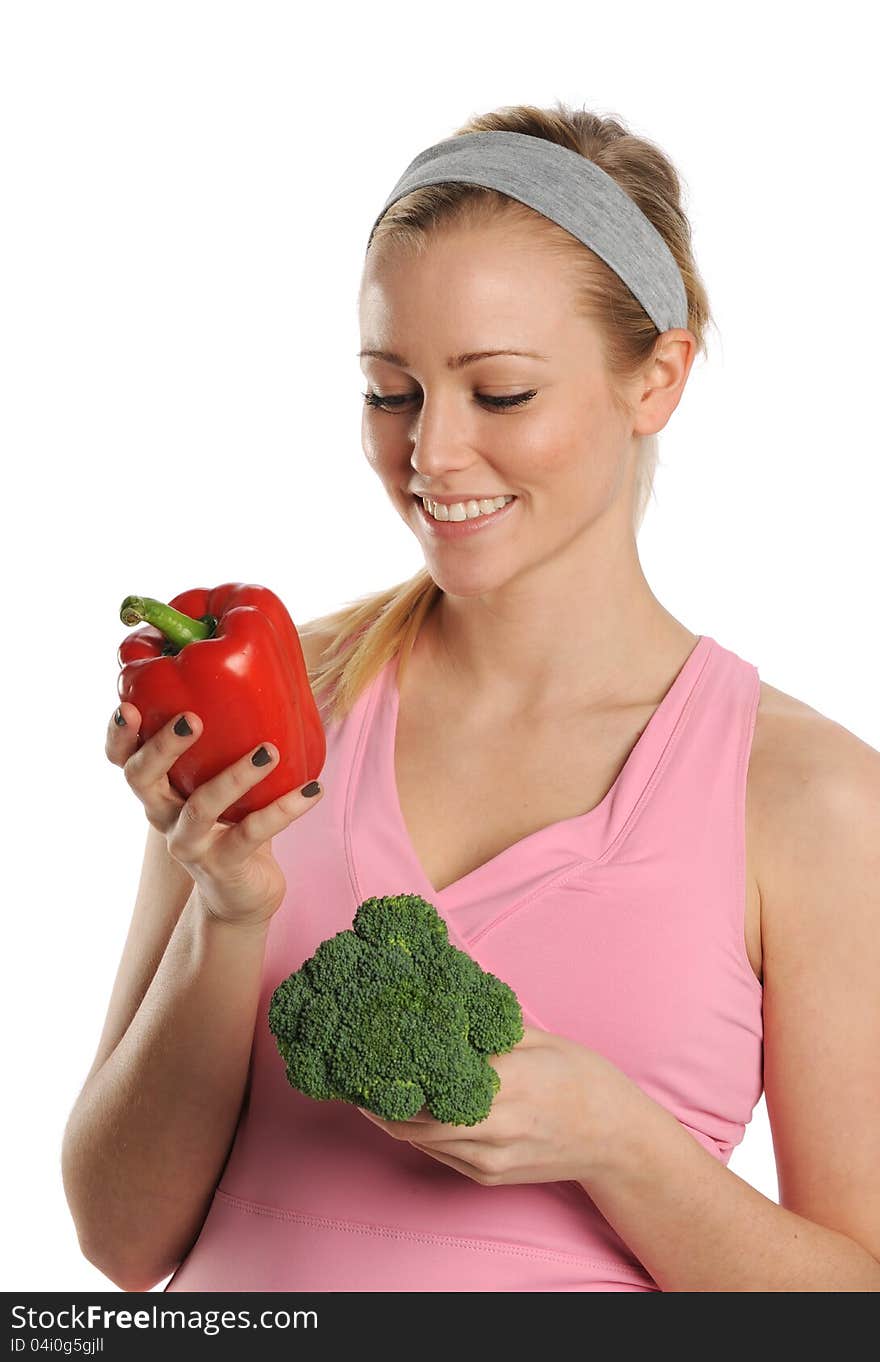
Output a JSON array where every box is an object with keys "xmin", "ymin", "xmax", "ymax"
[{"xmin": 358, "ymin": 222, "xmax": 645, "ymax": 598}]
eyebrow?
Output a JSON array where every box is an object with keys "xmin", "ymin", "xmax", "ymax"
[{"xmin": 358, "ymin": 348, "xmax": 550, "ymax": 370}]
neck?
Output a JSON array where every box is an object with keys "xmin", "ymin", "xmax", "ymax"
[{"xmin": 422, "ymin": 516, "xmax": 697, "ymax": 719}]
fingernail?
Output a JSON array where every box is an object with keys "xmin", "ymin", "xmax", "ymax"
[
  {"xmin": 114, "ymin": 708, "xmax": 126, "ymax": 727},
  {"xmin": 252, "ymin": 746, "xmax": 272, "ymax": 766},
  {"xmin": 174, "ymin": 715, "xmax": 193, "ymax": 737},
  {"xmin": 301, "ymin": 780, "xmax": 321, "ymax": 797}
]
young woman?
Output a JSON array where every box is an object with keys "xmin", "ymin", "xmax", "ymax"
[{"xmin": 63, "ymin": 101, "xmax": 880, "ymax": 1292}]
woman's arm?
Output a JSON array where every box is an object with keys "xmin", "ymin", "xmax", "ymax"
[
  {"xmin": 577, "ymin": 714, "xmax": 880, "ymax": 1291},
  {"xmin": 62, "ymin": 886, "xmax": 271, "ymax": 1292}
]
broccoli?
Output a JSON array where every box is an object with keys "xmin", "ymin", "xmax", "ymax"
[{"xmin": 268, "ymin": 893, "xmax": 524, "ymax": 1127}]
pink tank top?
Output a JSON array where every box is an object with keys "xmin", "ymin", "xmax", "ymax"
[{"xmin": 164, "ymin": 632, "xmax": 763, "ymax": 1293}]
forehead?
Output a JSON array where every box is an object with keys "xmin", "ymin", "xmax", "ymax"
[
  {"xmin": 359, "ymin": 226, "xmax": 577, "ymax": 346},
  {"xmin": 362, "ymin": 223, "xmax": 558, "ymax": 294}
]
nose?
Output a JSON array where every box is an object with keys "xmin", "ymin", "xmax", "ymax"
[{"xmin": 408, "ymin": 395, "xmax": 475, "ymax": 480}]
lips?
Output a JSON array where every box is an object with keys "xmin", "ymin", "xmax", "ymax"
[
  {"xmin": 413, "ymin": 492, "xmax": 519, "ymax": 536},
  {"xmin": 411, "ymin": 494, "xmax": 517, "ymax": 513},
  {"xmin": 413, "ymin": 493, "xmax": 516, "ymax": 505}
]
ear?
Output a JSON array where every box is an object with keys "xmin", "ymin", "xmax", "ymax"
[{"xmin": 631, "ymin": 328, "xmax": 697, "ymax": 438}]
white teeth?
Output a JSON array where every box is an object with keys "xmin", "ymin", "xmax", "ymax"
[{"xmin": 421, "ymin": 495, "xmax": 515, "ymax": 522}]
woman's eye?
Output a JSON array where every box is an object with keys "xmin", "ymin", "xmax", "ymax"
[{"xmin": 362, "ymin": 390, "xmax": 537, "ymax": 412}]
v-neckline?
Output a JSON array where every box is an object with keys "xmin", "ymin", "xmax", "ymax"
[{"xmin": 367, "ymin": 633, "xmax": 714, "ymax": 910}]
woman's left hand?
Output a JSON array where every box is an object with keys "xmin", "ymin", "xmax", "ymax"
[{"xmin": 356, "ymin": 1024, "xmax": 642, "ymax": 1186}]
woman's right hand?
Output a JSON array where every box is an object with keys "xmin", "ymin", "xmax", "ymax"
[{"xmin": 106, "ymin": 704, "xmax": 325, "ymax": 929}]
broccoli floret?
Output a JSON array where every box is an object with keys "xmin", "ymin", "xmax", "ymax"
[{"xmin": 268, "ymin": 893, "xmax": 524, "ymax": 1126}]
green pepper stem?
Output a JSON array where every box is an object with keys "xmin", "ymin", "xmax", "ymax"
[{"xmin": 119, "ymin": 595, "xmax": 214, "ymax": 649}]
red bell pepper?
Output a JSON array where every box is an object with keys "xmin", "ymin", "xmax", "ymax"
[{"xmin": 117, "ymin": 582, "xmax": 326, "ymax": 825}]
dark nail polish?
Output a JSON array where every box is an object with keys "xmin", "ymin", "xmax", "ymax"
[
  {"xmin": 301, "ymin": 780, "xmax": 321, "ymax": 797},
  {"xmin": 252, "ymin": 746, "xmax": 271, "ymax": 766},
  {"xmin": 114, "ymin": 708, "xmax": 126, "ymax": 727},
  {"xmin": 174, "ymin": 715, "xmax": 193, "ymax": 737}
]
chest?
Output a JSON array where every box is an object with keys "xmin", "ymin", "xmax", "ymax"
[{"xmin": 394, "ymin": 686, "xmax": 765, "ymax": 987}]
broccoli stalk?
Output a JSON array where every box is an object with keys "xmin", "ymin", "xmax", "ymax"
[{"xmin": 268, "ymin": 894, "xmax": 524, "ymax": 1127}]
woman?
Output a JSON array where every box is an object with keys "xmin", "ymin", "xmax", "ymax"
[{"xmin": 64, "ymin": 101, "xmax": 880, "ymax": 1292}]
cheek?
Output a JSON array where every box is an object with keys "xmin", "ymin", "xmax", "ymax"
[
  {"xmin": 362, "ymin": 429, "xmax": 396, "ymax": 481},
  {"xmin": 361, "ymin": 414, "xmax": 380, "ymax": 471},
  {"xmin": 362, "ymin": 415, "xmax": 411, "ymax": 481},
  {"xmin": 521, "ymin": 414, "xmax": 608, "ymax": 485},
  {"xmin": 531, "ymin": 416, "xmax": 626, "ymax": 518},
  {"xmin": 507, "ymin": 413, "xmax": 573, "ymax": 478}
]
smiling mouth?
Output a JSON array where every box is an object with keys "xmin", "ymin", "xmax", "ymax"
[{"xmin": 412, "ymin": 493, "xmax": 517, "ymax": 523}]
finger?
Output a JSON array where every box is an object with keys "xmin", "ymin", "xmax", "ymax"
[
  {"xmin": 167, "ymin": 739, "xmax": 285, "ymax": 863},
  {"xmin": 209, "ymin": 775, "xmax": 325, "ymax": 875},
  {"xmin": 121, "ymin": 710, "xmax": 202, "ymax": 829},
  {"xmin": 368, "ymin": 1107, "xmax": 438, "ymax": 1126},
  {"xmin": 356, "ymin": 1107, "xmax": 446, "ymax": 1134},
  {"xmin": 404, "ymin": 1106, "xmax": 438, "ymax": 1123},
  {"xmin": 407, "ymin": 1144, "xmax": 479, "ymax": 1180},
  {"xmin": 105, "ymin": 702, "xmax": 142, "ymax": 766}
]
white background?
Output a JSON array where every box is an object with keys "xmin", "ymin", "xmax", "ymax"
[{"xmin": 2, "ymin": 0, "xmax": 877, "ymax": 1294}]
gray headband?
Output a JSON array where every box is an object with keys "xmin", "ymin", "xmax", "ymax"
[{"xmin": 366, "ymin": 129, "xmax": 688, "ymax": 334}]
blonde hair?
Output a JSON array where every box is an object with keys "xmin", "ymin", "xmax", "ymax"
[{"xmin": 307, "ymin": 99, "xmax": 714, "ymax": 729}]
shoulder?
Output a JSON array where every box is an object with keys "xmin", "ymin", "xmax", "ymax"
[
  {"xmin": 749, "ymin": 679, "xmax": 880, "ymax": 906},
  {"xmin": 750, "ymin": 679, "xmax": 880, "ymax": 921},
  {"xmin": 747, "ymin": 681, "xmax": 880, "ymax": 1261}
]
